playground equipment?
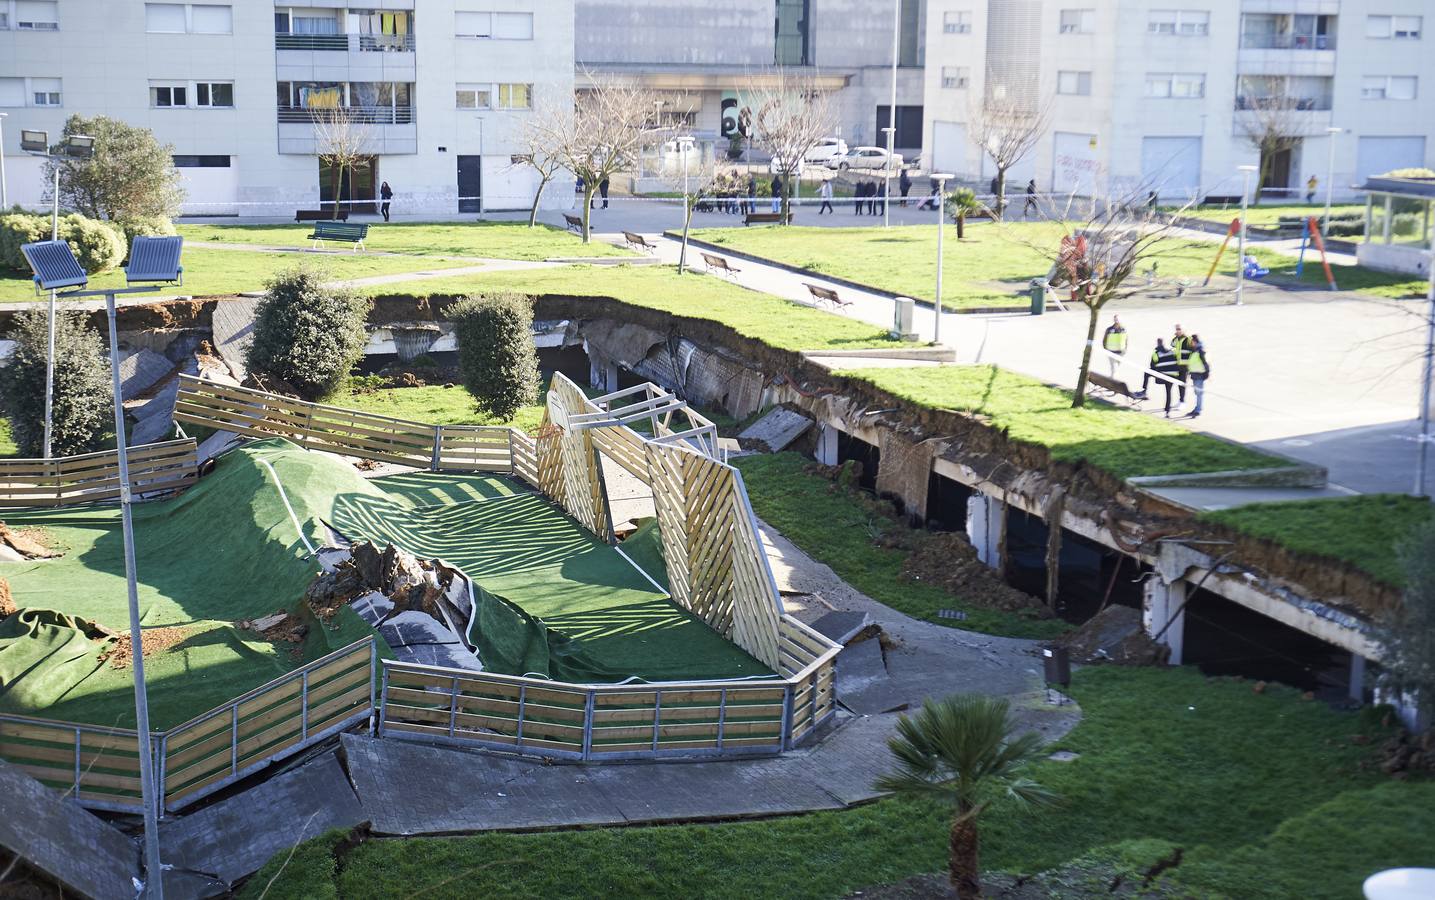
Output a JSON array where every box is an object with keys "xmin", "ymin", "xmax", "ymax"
[
  {"xmin": 1202, "ymin": 218, "xmax": 1240, "ymax": 286},
  {"xmin": 1295, "ymin": 216, "xmax": 1339, "ymax": 290}
]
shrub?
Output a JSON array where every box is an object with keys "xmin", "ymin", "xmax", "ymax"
[
  {"xmin": 246, "ymin": 266, "xmax": 370, "ymax": 400},
  {"xmin": 0, "ymin": 212, "xmax": 126, "ymax": 275},
  {"xmin": 48, "ymin": 115, "xmax": 185, "ymax": 221},
  {"xmin": 0, "ymin": 310, "xmax": 113, "ymax": 457},
  {"xmin": 451, "ymin": 292, "xmax": 540, "ymax": 421},
  {"xmin": 1392, "ymin": 213, "xmax": 1424, "ymax": 238},
  {"xmin": 115, "ymin": 215, "xmax": 177, "ymax": 248},
  {"xmin": 0, "ymin": 213, "xmax": 50, "ymax": 272}
]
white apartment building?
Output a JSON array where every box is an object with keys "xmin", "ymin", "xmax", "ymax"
[
  {"xmin": 0, "ymin": 0, "xmax": 575, "ymax": 217},
  {"xmin": 923, "ymin": 0, "xmax": 1435, "ymax": 201}
]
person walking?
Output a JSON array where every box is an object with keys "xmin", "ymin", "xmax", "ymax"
[
  {"xmin": 599, "ymin": 176, "xmax": 610, "ymax": 210},
  {"xmin": 1102, "ymin": 315, "xmax": 1128, "ymax": 377},
  {"xmin": 818, "ymin": 179, "xmax": 834, "ymax": 215},
  {"xmin": 899, "ymin": 168, "xmax": 912, "ymax": 207},
  {"xmin": 1024, "ymin": 179, "xmax": 1038, "ymax": 217},
  {"xmin": 919, "ymin": 175, "xmax": 938, "ymax": 210},
  {"xmin": 876, "ymin": 179, "xmax": 888, "ymax": 216},
  {"xmin": 746, "ymin": 175, "xmax": 757, "ymax": 215},
  {"xmin": 854, "ymin": 180, "xmax": 867, "ymax": 216},
  {"xmin": 1305, "ymin": 174, "xmax": 1318, "ymax": 203},
  {"xmin": 1170, "ymin": 324, "xmax": 1192, "ymax": 404},
  {"xmin": 770, "ymin": 175, "xmax": 783, "ymax": 213},
  {"xmin": 1184, "ymin": 335, "xmax": 1211, "ymax": 418},
  {"xmin": 379, "ymin": 181, "xmax": 393, "ymax": 222},
  {"xmin": 1137, "ymin": 338, "xmax": 1181, "ymax": 417}
]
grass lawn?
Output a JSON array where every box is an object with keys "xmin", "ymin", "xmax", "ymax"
[
  {"xmin": 736, "ymin": 453, "xmax": 1064, "ymax": 639},
  {"xmin": 1174, "ymin": 202, "xmax": 1366, "ymax": 228},
  {"xmin": 359, "ymin": 263, "xmax": 904, "ymax": 353},
  {"xmin": 241, "ymin": 666, "xmax": 1427, "ymax": 900},
  {"xmin": 1203, "ymin": 494, "xmax": 1434, "ymax": 587},
  {"xmin": 336, "ymin": 382, "xmax": 547, "ymax": 435},
  {"xmin": 0, "ymin": 248, "xmax": 473, "ymax": 303},
  {"xmin": 176, "ymin": 221, "xmax": 632, "ymax": 260},
  {"xmin": 838, "ymin": 364, "xmax": 1283, "ymax": 479}
]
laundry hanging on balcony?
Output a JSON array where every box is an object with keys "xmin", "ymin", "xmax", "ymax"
[{"xmin": 302, "ymin": 87, "xmax": 342, "ymax": 109}]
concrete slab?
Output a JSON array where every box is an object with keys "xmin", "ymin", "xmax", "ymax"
[
  {"xmin": 210, "ymin": 297, "xmax": 259, "ymax": 381},
  {"xmin": 809, "ymin": 610, "xmax": 871, "ymax": 645},
  {"xmin": 120, "ymin": 348, "xmax": 176, "ymax": 400},
  {"xmin": 738, "ymin": 407, "xmax": 814, "ymax": 453},
  {"xmin": 836, "ymin": 638, "xmax": 888, "ymax": 694},
  {"xmin": 159, "ymin": 753, "xmax": 364, "ymax": 888},
  {"xmin": 0, "ymin": 759, "xmax": 139, "ymax": 900},
  {"xmin": 1145, "ymin": 484, "xmax": 1355, "ymax": 513},
  {"xmin": 584, "ymin": 756, "xmax": 846, "ymax": 822},
  {"xmin": 196, "ymin": 429, "xmax": 241, "ymax": 463}
]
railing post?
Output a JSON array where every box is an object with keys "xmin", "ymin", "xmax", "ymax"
[
  {"xmin": 376, "ymin": 664, "xmax": 390, "ymax": 737},
  {"xmin": 582, "ymin": 691, "xmax": 596, "ymax": 760},
  {"xmin": 300, "ymin": 670, "xmax": 310, "ymax": 741},
  {"xmin": 506, "ymin": 429, "xmax": 516, "ymax": 476},
  {"xmin": 716, "ymin": 688, "xmax": 727, "ymax": 752},
  {"xmin": 448, "ymin": 676, "xmax": 460, "ymax": 736},
  {"xmin": 153, "ymin": 734, "xmax": 167, "ymax": 820},
  {"xmin": 515, "ymin": 685, "xmax": 526, "ymax": 750},
  {"xmin": 780, "ymin": 684, "xmax": 794, "ymax": 752},
  {"xmin": 369, "ymin": 641, "xmax": 378, "ymax": 736},
  {"xmin": 650, "ymin": 690, "xmax": 663, "ymax": 753},
  {"xmin": 72, "ymin": 728, "xmax": 82, "ymax": 796},
  {"xmin": 431, "ymin": 425, "xmax": 443, "ymax": 472},
  {"xmin": 230, "ymin": 705, "xmax": 239, "ymax": 774}
]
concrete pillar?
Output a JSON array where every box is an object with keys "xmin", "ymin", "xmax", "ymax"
[
  {"xmin": 815, "ymin": 423, "xmax": 839, "ymax": 466},
  {"xmin": 584, "ymin": 342, "xmax": 618, "ymax": 392},
  {"xmin": 966, "ymin": 493, "xmax": 1005, "ymax": 570},
  {"xmin": 1142, "ymin": 578, "xmax": 1187, "ymax": 666},
  {"xmin": 1348, "ymin": 653, "xmax": 1366, "ymax": 702}
]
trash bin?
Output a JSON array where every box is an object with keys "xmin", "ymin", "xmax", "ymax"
[{"xmin": 1029, "ymin": 279, "xmax": 1047, "ymax": 316}]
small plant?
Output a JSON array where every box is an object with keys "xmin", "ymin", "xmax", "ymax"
[
  {"xmin": 451, "ymin": 292, "xmax": 540, "ymax": 421},
  {"xmin": 945, "ymin": 187, "xmax": 980, "ymax": 239},
  {"xmin": 0, "ymin": 310, "xmax": 112, "ymax": 457},
  {"xmin": 246, "ymin": 265, "xmax": 371, "ymax": 401}
]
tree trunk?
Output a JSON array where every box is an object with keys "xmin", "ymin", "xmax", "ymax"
[
  {"xmin": 957, "ymin": 211, "xmax": 966, "ymax": 240},
  {"xmin": 528, "ymin": 173, "xmax": 551, "ymax": 228},
  {"xmin": 948, "ymin": 813, "xmax": 982, "ymax": 900},
  {"xmin": 995, "ymin": 169, "xmax": 1007, "ymax": 221},
  {"xmin": 1071, "ymin": 303, "xmax": 1101, "ymax": 408},
  {"xmin": 581, "ymin": 186, "xmax": 596, "ymax": 243},
  {"xmin": 331, "ymin": 164, "xmax": 344, "ymax": 219},
  {"xmin": 679, "ymin": 195, "xmax": 695, "ymax": 273}
]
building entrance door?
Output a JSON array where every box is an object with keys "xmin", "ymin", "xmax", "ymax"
[
  {"xmin": 458, "ymin": 155, "xmax": 482, "ymax": 213},
  {"xmin": 319, "ymin": 156, "xmax": 377, "ymax": 216}
]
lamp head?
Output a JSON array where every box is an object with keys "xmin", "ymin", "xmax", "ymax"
[
  {"xmin": 20, "ymin": 240, "xmax": 88, "ymax": 293},
  {"xmin": 20, "ymin": 129, "xmax": 48, "ymax": 153},
  {"xmin": 62, "ymin": 134, "xmax": 95, "ymax": 159},
  {"xmin": 124, "ymin": 236, "xmax": 184, "ymax": 285}
]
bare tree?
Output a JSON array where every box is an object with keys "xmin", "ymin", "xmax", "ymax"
[
  {"xmin": 513, "ymin": 98, "xmax": 571, "ymax": 228},
  {"xmin": 312, "ymin": 106, "xmax": 373, "ymax": 220},
  {"xmin": 1236, "ymin": 77, "xmax": 1308, "ymax": 203},
  {"xmin": 675, "ymin": 155, "xmax": 724, "ymax": 274},
  {"xmin": 1008, "ymin": 184, "xmax": 1194, "ymax": 407},
  {"xmin": 968, "ymin": 88, "xmax": 1049, "ymax": 220},
  {"xmin": 746, "ymin": 68, "xmax": 837, "ymax": 222},
  {"xmin": 530, "ymin": 73, "xmax": 666, "ymax": 242}
]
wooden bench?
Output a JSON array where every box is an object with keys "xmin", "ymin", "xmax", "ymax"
[
  {"xmin": 563, "ymin": 213, "xmax": 584, "ymax": 234},
  {"xmin": 1086, "ymin": 372, "xmax": 1146, "ymax": 408},
  {"xmin": 295, "ymin": 209, "xmax": 348, "ymax": 223},
  {"xmin": 307, "ymin": 220, "xmax": 369, "ymax": 251},
  {"xmin": 803, "ymin": 283, "xmax": 851, "ymax": 311},
  {"xmin": 744, "ymin": 211, "xmax": 792, "ymax": 226},
  {"xmin": 623, "ymin": 231, "xmax": 658, "ymax": 253},
  {"xmin": 701, "ymin": 252, "xmax": 741, "ymax": 279}
]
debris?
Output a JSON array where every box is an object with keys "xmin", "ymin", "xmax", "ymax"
[
  {"xmin": 0, "ymin": 578, "xmax": 14, "ymax": 618},
  {"xmin": 0, "ymin": 524, "xmax": 62, "ymax": 559},
  {"xmin": 237, "ymin": 611, "xmax": 309, "ymax": 645},
  {"xmin": 304, "ymin": 542, "xmax": 451, "ymax": 626},
  {"xmin": 899, "ymin": 531, "xmax": 1051, "ymax": 617},
  {"xmin": 98, "ymin": 627, "xmax": 189, "ymax": 670},
  {"xmin": 1058, "ymin": 605, "xmax": 1167, "ymax": 666}
]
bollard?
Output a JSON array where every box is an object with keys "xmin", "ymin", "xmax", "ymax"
[{"xmin": 1029, "ymin": 279, "xmax": 1047, "ymax": 316}]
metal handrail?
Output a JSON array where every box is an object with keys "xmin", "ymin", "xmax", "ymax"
[
  {"xmin": 277, "ymin": 106, "xmax": 415, "ymax": 125},
  {"xmin": 274, "ymin": 32, "xmax": 416, "ymax": 52}
]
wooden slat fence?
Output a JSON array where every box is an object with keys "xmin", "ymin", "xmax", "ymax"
[
  {"xmin": 509, "ymin": 430, "xmax": 540, "ymax": 487},
  {"xmin": 778, "ymin": 615, "xmax": 841, "ymax": 746},
  {"xmin": 158, "ymin": 638, "xmax": 375, "ymax": 811},
  {"xmin": 435, "ymin": 425, "xmax": 514, "ymax": 472},
  {"xmin": 0, "ymin": 714, "xmax": 149, "ymax": 812},
  {"xmin": 0, "ymin": 439, "xmax": 198, "ymax": 508}
]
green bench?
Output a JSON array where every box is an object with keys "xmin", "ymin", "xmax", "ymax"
[{"xmin": 307, "ymin": 220, "xmax": 369, "ymax": 251}]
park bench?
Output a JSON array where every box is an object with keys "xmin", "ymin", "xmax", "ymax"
[
  {"xmin": 623, "ymin": 231, "xmax": 659, "ymax": 253},
  {"xmin": 295, "ymin": 209, "xmax": 348, "ymax": 223},
  {"xmin": 803, "ymin": 283, "xmax": 852, "ymax": 311},
  {"xmin": 563, "ymin": 213, "xmax": 584, "ymax": 234},
  {"xmin": 307, "ymin": 220, "xmax": 369, "ymax": 251},
  {"xmin": 701, "ymin": 252, "xmax": 741, "ymax": 280},
  {"xmin": 1086, "ymin": 372, "xmax": 1146, "ymax": 409},
  {"xmin": 744, "ymin": 211, "xmax": 792, "ymax": 226}
]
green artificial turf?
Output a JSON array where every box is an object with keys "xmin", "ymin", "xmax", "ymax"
[
  {"xmin": 0, "ymin": 440, "xmax": 385, "ymax": 729},
  {"xmin": 734, "ymin": 453, "xmax": 1064, "ymax": 639},
  {"xmin": 176, "ymin": 221, "xmax": 633, "ymax": 260},
  {"xmin": 358, "ymin": 264, "xmax": 903, "ymax": 353},
  {"xmin": 0, "ymin": 248, "xmax": 472, "ymax": 303},
  {"xmin": 241, "ymin": 666, "xmax": 1423, "ymax": 900},
  {"xmin": 1203, "ymin": 494, "xmax": 1435, "ymax": 587},
  {"xmin": 837, "ymin": 365, "xmax": 1283, "ymax": 479},
  {"xmin": 329, "ymin": 472, "xmax": 771, "ymax": 683}
]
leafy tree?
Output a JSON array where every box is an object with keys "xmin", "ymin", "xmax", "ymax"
[
  {"xmin": 1379, "ymin": 518, "xmax": 1435, "ymax": 733},
  {"xmin": 875, "ymin": 694, "xmax": 1057, "ymax": 899},
  {"xmin": 0, "ymin": 310, "xmax": 112, "ymax": 457},
  {"xmin": 46, "ymin": 115, "xmax": 184, "ymax": 221},
  {"xmin": 246, "ymin": 266, "xmax": 370, "ymax": 400},
  {"xmin": 451, "ymin": 292, "xmax": 540, "ymax": 421}
]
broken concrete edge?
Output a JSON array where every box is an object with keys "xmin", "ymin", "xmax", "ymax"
[
  {"xmin": 1129, "ymin": 462, "xmax": 1329, "ymax": 490},
  {"xmin": 800, "ymin": 347, "xmax": 957, "ymax": 364}
]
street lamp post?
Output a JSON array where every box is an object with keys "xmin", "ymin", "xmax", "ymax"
[
  {"xmin": 932, "ymin": 173, "xmax": 952, "ymax": 346},
  {"xmin": 0, "ymin": 113, "xmax": 9, "ymax": 209},
  {"xmin": 1322, "ymin": 125, "xmax": 1342, "ymax": 237},
  {"xmin": 1236, "ymin": 164, "xmax": 1257, "ymax": 307},
  {"xmin": 1416, "ymin": 247, "xmax": 1435, "ymax": 496},
  {"xmin": 881, "ymin": 126, "xmax": 895, "ymax": 228},
  {"xmin": 887, "ymin": 0, "xmax": 899, "ymax": 228}
]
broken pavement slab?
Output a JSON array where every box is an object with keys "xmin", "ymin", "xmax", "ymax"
[{"xmin": 738, "ymin": 406, "xmax": 815, "ymax": 453}]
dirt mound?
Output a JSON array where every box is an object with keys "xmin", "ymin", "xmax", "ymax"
[
  {"xmin": 0, "ymin": 524, "xmax": 62, "ymax": 559},
  {"xmin": 237, "ymin": 610, "xmax": 309, "ymax": 645},
  {"xmin": 0, "ymin": 579, "xmax": 13, "ymax": 618},
  {"xmin": 900, "ymin": 531, "xmax": 1051, "ymax": 617},
  {"xmin": 98, "ymin": 626, "xmax": 190, "ymax": 670},
  {"xmin": 1059, "ymin": 604, "xmax": 1167, "ymax": 666},
  {"xmin": 304, "ymin": 542, "xmax": 452, "ymax": 625}
]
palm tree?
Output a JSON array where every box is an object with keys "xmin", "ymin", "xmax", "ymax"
[{"xmin": 875, "ymin": 694, "xmax": 1057, "ymax": 899}]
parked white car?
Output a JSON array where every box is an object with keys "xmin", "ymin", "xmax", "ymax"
[
  {"xmin": 767, "ymin": 157, "xmax": 807, "ymax": 177},
  {"xmin": 838, "ymin": 146, "xmax": 904, "ymax": 171},
  {"xmin": 803, "ymin": 138, "xmax": 849, "ymax": 166}
]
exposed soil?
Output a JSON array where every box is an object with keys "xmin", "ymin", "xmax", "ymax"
[
  {"xmin": 900, "ymin": 532, "xmax": 1052, "ymax": 618},
  {"xmin": 237, "ymin": 610, "xmax": 309, "ymax": 646},
  {"xmin": 0, "ymin": 578, "xmax": 14, "ymax": 618},
  {"xmin": 98, "ymin": 626, "xmax": 190, "ymax": 670},
  {"xmin": 1059, "ymin": 605, "xmax": 1167, "ymax": 666},
  {"xmin": 0, "ymin": 524, "xmax": 62, "ymax": 560},
  {"xmin": 1364, "ymin": 726, "xmax": 1435, "ymax": 778}
]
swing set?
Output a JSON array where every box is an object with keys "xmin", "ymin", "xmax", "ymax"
[{"xmin": 1201, "ymin": 216, "xmax": 1337, "ymax": 290}]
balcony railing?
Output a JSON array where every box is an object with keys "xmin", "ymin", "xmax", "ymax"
[
  {"xmin": 275, "ymin": 33, "xmax": 415, "ymax": 52},
  {"xmin": 278, "ymin": 106, "xmax": 415, "ymax": 125},
  {"xmin": 1234, "ymin": 95, "xmax": 1332, "ymax": 112},
  {"xmin": 1241, "ymin": 33, "xmax": 1335, "ymax": 50}
]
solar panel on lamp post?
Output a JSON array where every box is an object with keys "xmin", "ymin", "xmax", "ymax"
[{"xmin": 19, "ymin": 235, "xmax": 183, "ymax": 900}]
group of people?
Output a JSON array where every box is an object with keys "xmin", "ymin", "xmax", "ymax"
[
  {"xmin": 575, "ymin": 177, "xmax": 612, "ymax": 209},
  {"xmin": 1101, "ymin": 317, "xmax": 1212, "ymax": 418}
]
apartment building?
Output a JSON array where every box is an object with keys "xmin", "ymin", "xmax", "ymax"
[
  {"xmin": 574, "ymin": 0, "xmax": 928, "ymax": 157},
  {"xmin": 0, "ymin": 0, "xmax": 574, "ymax": 217},
  {"xmin": 923, "ymin": 0, "xmax": 1435, "ymax": 201}
]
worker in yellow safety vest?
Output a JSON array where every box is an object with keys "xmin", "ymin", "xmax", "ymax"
[
  {"xmin": 1170, "ymin": 324, "xmax": 1192, "ymax": 404},
  {"xmin": 1102, "ymin": 316, "xmax": 1128, "ymax": 377},
  {"xmin": 1184, "ymin": 335, "xmax": 1211, "ymax": 418}
]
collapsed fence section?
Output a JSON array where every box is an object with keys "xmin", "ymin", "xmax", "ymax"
[{"xmin": 0, "ymin": 439, "xmax": 198, "ymax": 508}]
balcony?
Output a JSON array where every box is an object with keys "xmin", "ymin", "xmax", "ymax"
[
  {"xmin": 1234, "ymin": 95, "xmax": 1331, "ymax": 112},
  {"xmin": 1241, "ymin": 32, "xmax": 1335, "ymax": 51},
  {"xmin": 275, "ymin": 33, "xmax": 415, "ymax": 53},
  {"xmin": 278, "ymin": 106, "xmax": 415, "ymax": 125}
]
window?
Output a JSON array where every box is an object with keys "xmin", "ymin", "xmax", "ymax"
[
  {"xmin": 172, "ymin": 155, "xmax": 231, "ymax": 167},
  {"xmin": 145, "ymin": 3, "xmax": 186, "ymax": 32},
  {"xmin": 1059, "ymin": 9, "xmax": 1094, "ymax": 34},
  {"xmin": 0, "ymin": 78, "xmax": 25, "ymax": 106},
  {"xmin": 196, "ymin": 81, "xmax": 233, "ymax": 107},
  {"xmin": 497, "ymin": 83, "xmax": 531, "ymax": 109},
  {"xmin": 0, "ymin": 75, "xmax": 61, "ymax": 107},
  {"xmin": 0, "ymin": 10, "xmax": 7, "ymax": 28},
  {"xmin": 943, "ymin": 10, "xmax": 971, "ymax": 34},
  {"xmin": 1149, "ymin": 9, "xmax": 1208, "ymax": 35},
  {"xmin": 941, "ymin": 66, "xmax": 970, "ymax": 89},
  {"xmin": 1362, "ymin": 76, "xmax": 1418, "ymax": 100},
  {"xmin": 146, "ymin": 3, "xmax": 230, "ymax": 34},
  {"xmin": 493, "ymin": 12, "xmax": 532, "ymax": 39},
  {"xmin": 191, "ymin": 5, "xmax": 232, "ymax": 33},
  {"xmin": 455, "ymin": 11, "xmax": 491, "ymax": 37},
  {"xmin": 775, "ymin": 0, "xmax": 810, "ymax": 64},
  {"xmin": 898, "ymin": 0, "xmax": 921, "ymax": 66},
  {"xmin": 1367, "ymin": 15, "xmax": 1422, "ymax": 40},
  {"xmin": 1057, "ymin": 70, "xmax": 1092, "ymax": 95},
  {"xmin": 1146, "ymin": 72, "xmax": 1205, "ymax": 98},
  {"xmin": 15, "ymin": 0, "xmax": 59, "ymax": 30},
  {"xmin": 151, "ymin": 83, "xmax": 188, "ymax": 107},
  {"xmin": 455, "ymin": 84, "xmax": 491, "ymax": 109}
]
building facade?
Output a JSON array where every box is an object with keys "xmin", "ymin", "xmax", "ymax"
[
  {"xmin": 0, "ymin": 0, "xmax": 574, "ymax": 217},
  {"xmin": 923, "ymin": 0, "xmax": 1435, "ymax": 201}
]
